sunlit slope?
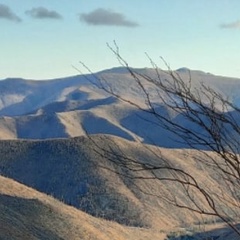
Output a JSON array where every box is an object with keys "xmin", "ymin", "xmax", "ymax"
[
  {"xmin": 0, "ymin": 135, "xmax": 238, "ymax": 229},
  {"xmin": 0, "ymin": 175, "xmax": 167, "ymax": 240}
]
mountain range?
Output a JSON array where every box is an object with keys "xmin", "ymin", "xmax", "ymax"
[
  {"xmin": 0, "ymin": 67, "xmax": 240, "ymax": 239},
  {"xmin": 1, "ymin": 67, "xmax": 240, "ymax": 146}
]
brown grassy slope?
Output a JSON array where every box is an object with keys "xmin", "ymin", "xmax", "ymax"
[
  {"xmin": 0, "ymin": 117, "xmax": 17, "ymax": 139},
  {"xmin": 0, "ymin": 135, "xmax": 212, "ymax": 229},
  {"xmin": 0, "ymin": 135, "xmax": 239, "ymax": 231},
  {"xmin": 0, "ymin": 175, "xmax": 166, "ymax": 240},
  {"xmin": 0, "ymin": 177, "xmax": 238, "ymax": 240},
  {"xmin": 0, "ymin": 135, "xmax": 239, "ymax": 239}
]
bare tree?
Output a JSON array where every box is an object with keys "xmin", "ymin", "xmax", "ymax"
[{"xmin": 76, "ymin": 43, "xmax": 240, "ymax": 235}]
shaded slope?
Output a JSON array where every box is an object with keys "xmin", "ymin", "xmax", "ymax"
[
  {"xmin": 32, "ymin": 96, "xmax": 118, "ymax": 115},
  {"xmin": 15, "ymin": 113, "xmax": 69, "ymax": 139}
]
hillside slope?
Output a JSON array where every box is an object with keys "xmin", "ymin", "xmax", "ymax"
[
  {"xmin": 0, "ymin": 175, "xmax": 167, "ymax": 240},
  {"xmin": 0, "ymin": 135, "xmax": 239, "ymax": 230}
]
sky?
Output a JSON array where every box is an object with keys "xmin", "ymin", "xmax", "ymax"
[{"xmin": 1, "ymin": 0, "xmax": 240, "ymax": 80}]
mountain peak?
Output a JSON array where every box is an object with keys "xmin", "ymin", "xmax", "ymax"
[
  {"xmin": 98, "ymin": 67, "xmax": 129, "ymax": 74},
  {"xmin": 176, "ymin": 67, "xmax": 191, "ymax": 72}
]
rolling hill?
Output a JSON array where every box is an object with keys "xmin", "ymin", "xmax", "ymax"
[
  {"xmin": 1, "ymin": 67, "xmax": 240, "ymax": 239},
  {"xmin": 0, "ymin": 135, "xmax": 239, "ymax": 239},
  {"xmin": 0, "ymin": 175, "xmax": 168, "ymax": 240}
]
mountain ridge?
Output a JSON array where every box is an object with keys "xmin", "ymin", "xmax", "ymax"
[
  {"xmin": 1, "ymin": 67, "xmax": 240, "ymax": 149},
  {"xmin": 1, "ymin": 67, "xmax": 240, "ymax": 117}
]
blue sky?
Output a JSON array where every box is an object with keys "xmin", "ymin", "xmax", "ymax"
[{"xmin": 1, "ymin": 0, "xmax": 240, "ymax": 79}]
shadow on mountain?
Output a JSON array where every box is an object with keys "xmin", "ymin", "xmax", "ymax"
[
  {"xmin": 16, "ymin": 113, "xmax": 69, "ymax": 139},
  {"xmin": 81, "ymin": 111, "xmax": 135, "ymax": 141},
  {"xmin": 121, "ymin": 105, "xmax": 240, "ymax": 151},
  {"xmin": 34, "ymin": 96, "xmax": 118, "ymax": 114},
  {"xmin": 0, "ymin": 194, "xmax": 64, "ymax": 240},
  {"xmin": 121, "ymin": 107, "xmax": 188, "ymax": 148}
]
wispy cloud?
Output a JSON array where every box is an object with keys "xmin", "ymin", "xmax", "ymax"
[
  {"xmin": 220, "ymin": 20, "xmax": 240, "ymax": 29},
  {"xmin": 25, "ymin": 7, "xmax": 63, "ymax": 20},
  {"xmin": 0, "ymin": 4, "xmax": 21, "ymax": 22},
  {"xmin": 80, "ymin": 8, "xmax": 139, "ymax": 27}
]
